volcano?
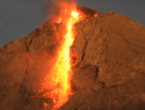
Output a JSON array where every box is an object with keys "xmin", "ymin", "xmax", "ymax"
[{"xmin": 0, "ymin": 8, "xmax": 145, "ymax": 110}]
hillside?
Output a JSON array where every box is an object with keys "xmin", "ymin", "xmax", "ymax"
[{"xmin": 0, "ymin": 12, "xmax": 145, "ymax": 110}]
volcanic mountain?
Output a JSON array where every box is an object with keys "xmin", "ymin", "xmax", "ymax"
[{"xmin": 0, "ymin": 9, "xmax": 145, "ymax": 110}]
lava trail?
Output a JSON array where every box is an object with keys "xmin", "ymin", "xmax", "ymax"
[
  {"xmin": 50, "ymin": 10, "xmax": 80, "ymax": 109},
  {"xmin": 41, "ymin": 7, "xmax": 81, "ymax": 110}
]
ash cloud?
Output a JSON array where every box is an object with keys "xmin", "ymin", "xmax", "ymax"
[{"xmin": 44, "ymin": 0, "xmax": 77, "ymax": 17}]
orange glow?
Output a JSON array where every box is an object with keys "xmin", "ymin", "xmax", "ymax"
[
  {"xmin": 58, "ymin": 18, "xmax": 62, "ymax": 23},
  {"xmin": 71, "ymin": 12, "xmax": 79, "ymax": 18},
  {"xmin": 51, "ymin": 10, "xmax": 79, "ymax": 109},
  {"xmin": 41, "ymin": 9, "xmax": 81, "ymax": 110},
  {"xmin": 34, "ymin": 3, "xmax": 99, "ymax": 110},
  {"xmin": 38, "ymin": 4, "xmax": 100, "ymax": 110}
]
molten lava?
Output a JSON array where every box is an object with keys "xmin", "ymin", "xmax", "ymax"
[
  {"xmin": 41, "ymin": 9, "xmax": 81, "ymax": 110},
  {"xmin": 39, "ymin": 5, "xmax": 99, "ymax": 109},
  {"xmin": 51, "ymin": 11, "xmax": 80, "ymax": 109}
]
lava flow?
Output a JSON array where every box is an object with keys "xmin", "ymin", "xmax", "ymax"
[
  {"xmin": 35, "ymin": 3, "xmax": 100, "ymax": 109},
  {"xmin": 50, "ymin": 10, "xmax": 80, "ymax": 109},
  {"xmin": 41, "ymin": 8, "xmax": 81, "ymax": 110}
]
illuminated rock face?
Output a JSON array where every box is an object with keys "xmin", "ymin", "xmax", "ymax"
[
  {"xmin": 77, "ymin": 7, "xmax": 101, "ymax": 17},
  {"xmin": 64, "ymin": 12, "xmax": 145, "ymax": 110},
  {"xmin": 0, "ymin": 11, "xmax": 145, "ymax": 110}
]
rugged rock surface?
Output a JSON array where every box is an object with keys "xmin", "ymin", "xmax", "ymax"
[
  {"xmin": 77, "ymin": 7, "xmax": 101, "ymax": 17},
  {"xmin": 0, "ymin": 12, "xmax": 145, "ymax": 110}
]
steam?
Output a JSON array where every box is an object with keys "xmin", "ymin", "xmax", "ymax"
[{"xmin": 45, "ymin": 0, "xmax": 77, "ymax": 17}]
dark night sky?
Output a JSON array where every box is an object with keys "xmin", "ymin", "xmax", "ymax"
[{"xmin": 0, "ymin": 0, "xmax": 145, "ymax": 47}]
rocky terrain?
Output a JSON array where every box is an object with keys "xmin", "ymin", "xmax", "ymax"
[{"xmin": 0, "ymin": 11, "xmax": 145, "ymax": 110}]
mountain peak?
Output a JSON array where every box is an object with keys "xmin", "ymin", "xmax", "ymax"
[{"xmin": 0, "ymin": 10, "xmax": 145, "ymax": 110}]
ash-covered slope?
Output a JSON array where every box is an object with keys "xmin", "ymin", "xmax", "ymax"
[{"xmin": 0, "ymin": 12, "xmax": 145, "ymax": 110}]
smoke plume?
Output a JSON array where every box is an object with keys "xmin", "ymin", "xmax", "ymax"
[{"xmin": 45, "ymin": 0, "xmax": 77, "ymax": 17}]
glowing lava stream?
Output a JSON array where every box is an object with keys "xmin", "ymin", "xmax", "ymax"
[{"xmin": 49, "ymin": 11, "xmax": 80, "ymax": 109}]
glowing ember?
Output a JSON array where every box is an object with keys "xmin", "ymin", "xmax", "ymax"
[
  {"xmin": 58, "ymin": 18, "xmax": 62, "ymax": 23},
  {"xmin": 71, "ymin": 12, "xmax": 79, "ymax": 18}
]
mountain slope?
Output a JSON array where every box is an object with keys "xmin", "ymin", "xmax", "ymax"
[{"xmin": 0, "ymin": 12, "xmax": 145, "ymax": 110}]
